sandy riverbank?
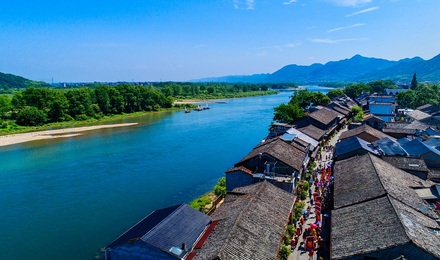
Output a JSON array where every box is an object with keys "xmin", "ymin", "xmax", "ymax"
[{"xmin": 0, "ymin": 123, "xmax": 138, "ymax": 147}]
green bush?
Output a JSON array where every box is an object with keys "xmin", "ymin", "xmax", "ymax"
[
  {"xmin": 278, "ymin": 245, "xmax": 291, "ymax": 260},
  {"xmin": 286, "ymin": 224, "xmax": 295, "ymax": 237},
  {"xmin": 213, "ymin": 177, "xmax": 226, "ymax": 196},
  {"xmin": 293, "ymin": 201, "xmax": 306, "ymax": 221}
]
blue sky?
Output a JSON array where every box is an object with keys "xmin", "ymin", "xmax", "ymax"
[{"xmin": 1, "ymin": 0, "xmax": 439, "ymax": 82}]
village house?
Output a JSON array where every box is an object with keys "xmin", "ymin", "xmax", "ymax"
[
  {"xmin": 304, "ymin": 107, "xmax": 341, "ymax": 131},
  {"xmin": 382, "ymin": 120, "xmax": 429, "ymax": 139},
  {"xmin": 368, "ymin": 94, "xmax": 398, "ymax": 122},
  {"xmin": 334, "ymin": 136, "xmax": 381, "ymax": 161},
  {"xmin": 191, "ymin": 181, "xmax": 295, "ymax": 260},
  {"xmin": 417, "ymin": 104, "xmax": 439, "ymax": 115},
  {"xmin": 372, "ymin": 137, "xmax": 408, "ymax": 156},
  {"xmin": 362, "ymin": 113, "xmax": 385, "ymax": 130},
  {"xmin": 297, "ymin": 124, "xmax": 327, "ymax": 142},
  {"xmin": 407, "ymin": 109, "xmax": 440, "ymax": 126},
  {"xmin": 233, "ymin": 137, "xmax": 308, "ymax": 178},
  {"xmin": 381, "ymin": 156, "xmax": 430, "ymax": 180},
  {"xmin": 332, "ymin": 153, "xmax": 440, "ymax": 259},
  {"xmin": 104, "ymin": 204, "xmax": 212, "ymax": 260},
  {"xmin": 397, "ymin": 138, "xmax": 440, "ymax": 168},
  {"xmin": 339, "ymin": 123, "xmax": 394, "ymax": 143}
]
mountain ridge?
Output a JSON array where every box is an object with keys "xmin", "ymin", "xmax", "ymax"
[{"xmin": 193, "ymin": 54, "xmax": 440, "ymax": 84}]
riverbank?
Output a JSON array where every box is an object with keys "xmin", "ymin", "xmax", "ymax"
[{"xmin": 0, "ymin": 123, "xmax": 138, "ymax": 147}]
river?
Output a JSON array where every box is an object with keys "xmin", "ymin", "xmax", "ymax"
[{"xmin": 0, "ymin": 86, "xmax": 331, "ymax": 259}]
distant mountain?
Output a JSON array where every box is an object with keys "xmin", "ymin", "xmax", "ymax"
[
  {"xmin": 191, "ymin": 73, "xmax": 270, "ymax": 83},
  {"xmin": 0, "ymin": 72, "xmax": 50, "ymax": 89},
  {"xmin": 193, "ymin": 54, "xmax": 440, "ymax": 84}
]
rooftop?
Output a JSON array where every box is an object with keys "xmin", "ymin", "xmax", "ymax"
[
  {"xmin": 308, "ymin": 107, "xmax": 340, "ymax": 125},
  {"xmin": 339, "ymin": 124, "xmax": 394, "ymax": 142},
  {"xmin": 194, "ymin": 181, "xmax": 295, "ymax": 260},
  {"xmin": 107, "ymin": 204, "xmax": 212, "ymax": 258},
  {"xmin": 236, "ymin": 138, "xmax": 306, "ymax": 173},
  {"xmin": 332, "ymin": 154, "xmax": 440, "ymax": 259},
  {"xmin": 297, "ymin": 124, "xmax": 326, "ymax": 141}
]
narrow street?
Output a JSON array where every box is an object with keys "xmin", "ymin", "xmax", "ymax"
[{"xmin": 289, "ymin": 126, "xmax": 346, "ymax": 260}]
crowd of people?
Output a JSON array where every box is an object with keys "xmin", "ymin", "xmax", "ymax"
[{"xmin": 290, "ymin": 143, "xmax": 336, "ymax": 260}]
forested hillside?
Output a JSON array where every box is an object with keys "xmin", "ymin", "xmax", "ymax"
[{"xmin": 0, "ymin": 72, "xmax": 50, "ymax": 92}]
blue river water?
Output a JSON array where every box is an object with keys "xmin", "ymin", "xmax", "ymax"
[{"xmin": 0, "ymin": 86, "xmax": 331, "ymax": 259}]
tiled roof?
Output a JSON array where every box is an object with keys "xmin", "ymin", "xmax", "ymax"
[
  {"xmin": 363, "ymin": 113, "xmax": 385, "ymax": 122},
  {"xmin": 339, "ymin": 124, "xmax": 394, "ymax": 142},
  {"xmin": 236, "ymin": 138, "xmax": 306, "ymax": 172},
  {"xmin": 407, "ymin": 110, "xmax": 431, "ymax": 121},
  {"xmin": 372, "ymin": 137, "xmax": 407, "ymax": 156},
  {"xmin": 107, "ymin": 204, "xmax": 212, "ymax": 257},
  {"xmin": 333, "ymin": 154, "xmax": 440, "ymax": 259},
  {"xmin": 297, "ymin": 124, "xmax": 326, "ymax": 141},
  {"xmin": 286, "ymin": 127, "xmax": 319, "ymax": 149},
  {"xmin": 225, "ymin": 166, "xmax": 253, "ymax": 176},
  {"xmin": 194, "ymin": 181, "xmax": 295, "ymax": 260},
  {"xmin": 335, "ymin": 136, "xmax": 380, "ymax": 158},
  {"xmin": 308, "ymin": 107, "xmax": 340, "ymax": 125},
  {"xmin": 381, "ymin": 156, "xmax": 429, "ymax": 173}
]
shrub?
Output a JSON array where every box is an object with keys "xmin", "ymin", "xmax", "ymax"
[
  {"xmin": 278, "ymin": 245, "xmax": 291, "ymax": 260},
  {"xmin": 213, "ymin": 177, "xmax": 226, "ymax": 196}
]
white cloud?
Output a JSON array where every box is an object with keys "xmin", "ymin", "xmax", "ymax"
[
  {"xmin": 326, "ymin": 0, "xmax": 372, "ymax": 7},
  {"xmin": 283, "ymin": 0, "xmax": 297, "ymax": 5},
  {"xmin": 233, "ymin": 0, "xmax": 254, "ymax": 10},
  {"xmin": 327, "ymin": 23, "xmax": 365, "ymax": 33},
  {"xmin": 310, "ymin": 37, "xmax": 368, "ymax": 43},
  {"xmin": 346, "ymin": 6, "xmax": 379, "ymax": 16},
  {"xmin": 285, "ymin": 43, "xmax": 300, "ymax": 48}
]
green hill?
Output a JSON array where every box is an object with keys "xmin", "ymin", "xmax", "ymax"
[{"xmin": 0, "ymin": 72, "xmax": 50, "ymax": 90}]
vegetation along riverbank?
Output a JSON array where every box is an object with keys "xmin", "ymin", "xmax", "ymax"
[{"xmin": 0, "ymin": 82, "xmax": 278, "ymax": 136}]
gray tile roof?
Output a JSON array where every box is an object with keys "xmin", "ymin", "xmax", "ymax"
[
  {"xmin": 107, "ymin": 204, "xmax": 212, "ymax": 257},
  {"xmin": 308, "ymin": 107, "xmax": 340, "ymax": 125},
  {"xmin": 332, "ymin": 196, "xmax": 409, "ymax": 259},
  {"xmin": 333, "ymin": 154, "xmax": 440, "ymax": 259},
  {"xmin": 381, "ymin": 156, "xmax": 429, "ymax": 173},
  {"xmin": 339, "ymin": 124, "xmax": 394, "ymax": 142},
  {"xmin": 372, "ymin": 137, "xmax": 408, "ymax": 156},
  {"xmin": 407, "ymin": 110, "xmax": 431, "ymax": 121},
  {"xmin": 335, "ymin": 136, "xmax": 381, "ymax": 158},
  {"xmin": 286, "ymin": 127, "xmax": 319, "ymax": 149},
  {"xmin": 297, "ymin": 124, "xmax": 326, "ymax": 141},
  {"xmin": 236, "ymin": 138, "xmax": 306, "ymax": 173},
  {"xmin": 194, "ymin": 181, "xmax": 295, "ymax": 260}
]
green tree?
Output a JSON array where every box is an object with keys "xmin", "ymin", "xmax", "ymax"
[
  {"xmin": 411, "ymin": 73, "xmax": 418, "ymax": 90},
  {"xmin": 0, "ymin": 95, "xmax": 12, "ymax": 119},
  {"xmin": 326, "ymin": 89, "xmax": 345, "ymax": 99},
  {"xmin": 396, "ymin": 90, "xmax": 416, "ymax": 108},
  {"xmin": 16, "ymin": 106, "xmax": 47, "ymax": 126},
  {"xmin": 47, "ymin": 91, "xmax": 69, "ymax": 122},
  {"xmin": 351, "ymin": 105, "xmax": 365, "ymax": 121},
  {"xmin": 368, "ymin": 80, "xmax": 396, "ymax": 93},
  {"xmin": 65, "ymin": 88, "xmax": 94, "ymax": 119},
  {"xmin": 344, "ymin": 83, "xmax": 372, "ymax": 99},
  {"xmin": 95, "ymin": 86, "xmax": 111, "ymax": 114},
  {"xmin": 213, "ymin": 177, "xmax": 226, "ymax": 196},
  {"xmin": 273, "ymin": 103, "xmax": 304, "ymax": 123}
]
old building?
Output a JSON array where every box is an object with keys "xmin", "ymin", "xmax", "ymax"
[
  {"xmin": 332, "ymin": 154, "xmax": 439, "ymax": 259},
  {"xmin": 105, "ymin": 204, "xmax": 212, "ymax": 260},
  {"xmin": 339, "ymin": 124, "xmax": 394, "ymax": 143},
  {"xmin": 234, "ymin": 138, "xmax": 307, "ymax": 177},
  {"xmin": 192, "ymin": 181, "xmax": 295, "ymax": 260},
  {"xmin": 335, "ymin": 136, "xmax": 381, "ymax": 161}
]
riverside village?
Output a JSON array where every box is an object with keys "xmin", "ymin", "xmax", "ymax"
[{"xmin": 102, "ymin": 87, "xmax": 440, "ymax": 260}]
